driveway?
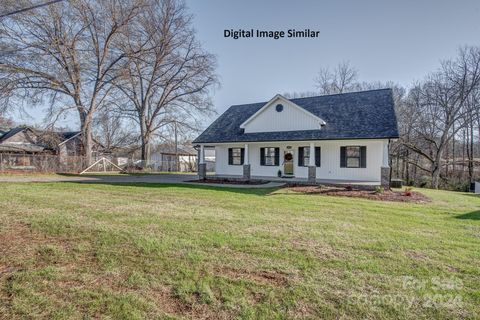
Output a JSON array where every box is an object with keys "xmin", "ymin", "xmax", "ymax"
[
  {"xmin": 0, "ymin": 173, "xmax": 196, "ymax": 184},
  {"xmin": 0, "ymin": 173, "xmax": 284, "ymax": 188}
]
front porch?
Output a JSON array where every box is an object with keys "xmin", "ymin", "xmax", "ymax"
[{"xmin": 196, "ymin": 141, "xmax": 390, "ymax": 188}]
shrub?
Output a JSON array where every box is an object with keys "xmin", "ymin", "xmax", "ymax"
[
  {"xmin": 404, "ymin": 186, "xmax": 413, "ymax": 196},
  {"xmin": 443, "ymin": 178, "xmax": 471, "ymax": 192},
  {"xmin": 345, "ymin": 185, "xmax": 353, "ymax": 191},
  {"xmin": 375, "ymin": 186, "xmax": 385, "ymax": 193},
  {"xmin": 415, "ymin": 175, "xmax": 431, "ymax": 188}
]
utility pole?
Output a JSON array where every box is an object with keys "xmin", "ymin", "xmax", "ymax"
[{"xmin": 174, "ymin": 120, "xmax": 179, "ymax": 172}]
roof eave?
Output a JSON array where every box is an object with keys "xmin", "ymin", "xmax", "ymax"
[{"xmin": 193, "ymin": 135, "xmax": 400, "ymax": 144}]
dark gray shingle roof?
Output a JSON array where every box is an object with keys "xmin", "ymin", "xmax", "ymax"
[
  {"xmin": 0, "ymin": 127, "xmax": 80, "ymax": 143},
  {"xmin": 193, "ymin": 89, "xmax": 399, "ymax": 144},
  {"xmin": 0, "ymin": 127, "xmax": 26, "ymax": 143},
  {"xmin": 58, "ymin": 131, "xmax": 81, "ymax": 141}
]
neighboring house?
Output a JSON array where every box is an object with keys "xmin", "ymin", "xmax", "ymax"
[
  {"xmin": 193, "ymin": 89, "xmax": 399, "ymax": 187},
  {"xmin": 150, "ymin": 144, "xmax": 197, "ymax": 172},
  {"xmin": 57, "ymin": 131, "xmax": 85, "ymax": 157},
  {"xmin": 0, "ymin": 127, "xmax": 50, "ymax": 154},
  {"xmin": 0, "ymin": 127, "xmax": 102, "ymax": 171},
  {"xmin": 0, "ymin": 127, "xmax": 86, "ymax": 155}
]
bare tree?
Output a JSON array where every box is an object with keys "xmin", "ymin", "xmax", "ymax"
[
  {"xmin": 282, "ymin": 91, "xmax": 317, "ymax": 99},
  {"xmin": 112, "ymin": 0, "xmax": 218, "ymax": 163},
  {"xmin": 402, "ymin": 47, "xmax": 480, "ymax": 188},
  {"xmin": 461, "ymin": 83, "xmax": 480, "ymax": 184},
  {"xmin": 0, "ymin": 0, "xmax": 144, "ymax": 165},
  {"xmin": 0, "ymin": 115, "xmax": 14, "ymax": 128},
  {"xmin": 93, "ymin": 105, "xmax": 137, "ymax": 153},
  {"xmin": 315, "ymin": 61, "xmax": 360, "ymax": 95}
]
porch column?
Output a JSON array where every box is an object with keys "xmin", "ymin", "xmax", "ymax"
[
  {"xmin": 380, "ymin": 140, "xmax": 390, "ymax": 189},
  {"xmin": 198, "ymin": 145, "xmax": 206, "ymax": 180},
  {"xmin": 308, "ymin": 142, "xmax": 316, "ymax": 184},
  {"xmin": 243, "ymin": 143, "xmax": 251, "ymax": 180},
  {"xmin": 199, "ymin": 145, "xmax": 205, "ymax": 164}
]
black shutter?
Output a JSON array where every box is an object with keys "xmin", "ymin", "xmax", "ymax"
[
  {"xmin": 340, "ymin": 147, "xmax": 346, "ymax": 168},
  {"xmin": 315, "ymin": 147, "xmax": 321, "ymax": 167},
  {"xmin": 228, "ymin": 148, "xmax": 233, "ymax": 165},
  {"xmin": 274, "ymin": 148, "xmax": 280, "ymax": 166},
  {"xmin": 298, "ymin": 147, "xmax": 304, "ymax": 167},
  {"xmin": 240, "ymin": 148, "xmax": 245, "ymax": 165},
  {"xmin": 260, "ymin": 147, "xmax": 265, "ymax": 165},
  {"xmin": 360, "ymin": 146, "xmax": 367, "ymax": 168}
]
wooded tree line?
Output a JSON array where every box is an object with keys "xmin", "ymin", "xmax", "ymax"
[
  {"xmin": 297, "ymin": 48, "xmax": 480, "ymax": 190},
  {"xmin": 0, "ymin": 0, "xmax": 218, "ymax": 164}
]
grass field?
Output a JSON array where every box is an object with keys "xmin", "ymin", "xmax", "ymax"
[{"xmin": 0, "ymin": 182, "xmax": 479, "ymax": 319}]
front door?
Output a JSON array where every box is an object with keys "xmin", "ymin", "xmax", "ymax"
[{"xmin": 283, "ymin": 150, "xmax": 294, "ymax": 176}]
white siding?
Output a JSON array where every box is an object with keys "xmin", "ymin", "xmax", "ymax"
[
  {"xmin": 213, "ymin": 139, "xmax": 388, "ymax": 182},
  {"xmin": 243, "ymin": 98, "xmax": 321, "ymax": 133},
  {"xmin": 215, "ymin": 145, "xmax": 244, "ymax": 175}
]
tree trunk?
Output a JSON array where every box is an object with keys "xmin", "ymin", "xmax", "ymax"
[
  {"xmin": 413, "ymin": 154, "xmax": 419, "ymax": 184},
  {"xmin": 452, "ymin": 122, "xmax": 455, "ymax": 173},
  {"xmin": 405, "ymin": 149, "xmax": 410, "ymax": 184},
  {"xmin": 462, "ymin": 129, "xmax": 466, "ymax": 176},
  {"xmin": 431, "ymin": 165, "xmax": 440, "ymax": 189},
  {"xmin": 79, "ymin": 110, "xmax": 94, "ymax": 166},
  {"xmin": 432, "ymin": 143, "xmax": 448, "ymax": 189},
  {"xmin": 141, "ymin": 135, "xmax": 151, "ymax": 167},
  {"xmin": 468, "ymin": 119, "xmax": 474, "ymax": 183},
  {"xmin": 140, "ymin": 116, "xmax": 151, "ymax": 167}
]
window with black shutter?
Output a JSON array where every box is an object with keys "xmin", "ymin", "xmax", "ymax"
[
  {"xmin": 315, "ymin": 147, "xmax": 321, "ymax": 167},
  {"xmin": 298, "ymin": 146, "xmax": 321, "ymax": 167},
  {"xmin": 228, "ymin": 148, "xmax": 244, "ymax": 165},
  {"xmin": 340, "ymin": 146, "xmax": 366, "ymax": 168},
  {"xmin": 360, "ymin": 146, "xmax": 366, "ymax": 168},
  {"xmin": 298, "ymin": 147, "xmax": 304, "ymax": 166},
  {"xmin": 261, "ymin": 147, "xmax": 279, "ymax": 166}
]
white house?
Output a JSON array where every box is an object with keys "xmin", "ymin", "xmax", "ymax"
[{"xmin": 193, "ymin": 89, "xmax": 399, "ymax": 187}]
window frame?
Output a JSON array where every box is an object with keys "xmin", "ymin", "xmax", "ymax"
[
  {"xmin": 228, "ymin": 147, "xmax": 244, "ymax": 166},
  {"xmin": 299, "ymin": 147, "xmax": 310, "ymax": 167},
  {"xmin": 298, "ymin": 146, "xmax": 321, "ymax": 167},
  {"xmin": 261, "ymin": 147, "xmax": 278, "ymax": 166},
  {"xmin": 345, "ymin": 146, "xmax": 361, "ymax": 168}
]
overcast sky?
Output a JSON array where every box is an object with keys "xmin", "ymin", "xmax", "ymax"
[
  {"xmin": 15, "ymin": 0, "xmax": 480, "ymax": 129},
  {"xmin": 186, "ymin": 0, "xmax": 480, "ymax": 114}
]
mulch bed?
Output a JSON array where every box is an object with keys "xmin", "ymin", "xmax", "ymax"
[
  {"xmin": 188, "ymin": 178, "xmax": 267, "ymax": 185},
  {"xmin": 285, "ymin": 185, "xmax": 430, "ymax": 203}
]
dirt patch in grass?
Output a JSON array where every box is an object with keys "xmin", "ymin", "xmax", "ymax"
[
  {"xmin": 290, "ymin": 239, "xmax": 346, "ymax": 260},
  {"xmin": 216, "ymin": 267, "xmax": 290, "ymax": 287},
  {"xmin": 151, "ymin": 288, "xmax": 233, "ymax": 320},
  {"xmin": 0, "ymin": 223, "xmax": 77, "ymax": 263},
  {"xmin": 285, "ymin": 186, "xmax": 430, "ymax": 203},
  {"xmin": 150, "ymin": 288, "xmax": 190, "ymax": 315}
]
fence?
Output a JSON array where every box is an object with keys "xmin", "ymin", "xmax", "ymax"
[
  {"xmin": 0, "ymin": 153, "xmax": 88, "ymax": 173},
  {"xmin": 0, "ymin": 153, "xmax": 207, "ymax": 174}
]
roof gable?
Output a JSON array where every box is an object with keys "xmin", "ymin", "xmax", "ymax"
[
  {"xmin": 239, "ymin": 94, "xmax": 326, "ymax": 133},
  {"xmin": 193, "ymin": 89, "xmax": 399, "ymax": 144},
  {"xmin": 0, "ymin": 127, "xmax": 38, "ymax": 144}
]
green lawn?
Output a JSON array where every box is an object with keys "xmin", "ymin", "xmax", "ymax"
[{"xmin": 0, "ymin": 182, "xmax": 479, "ymax": 319}]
